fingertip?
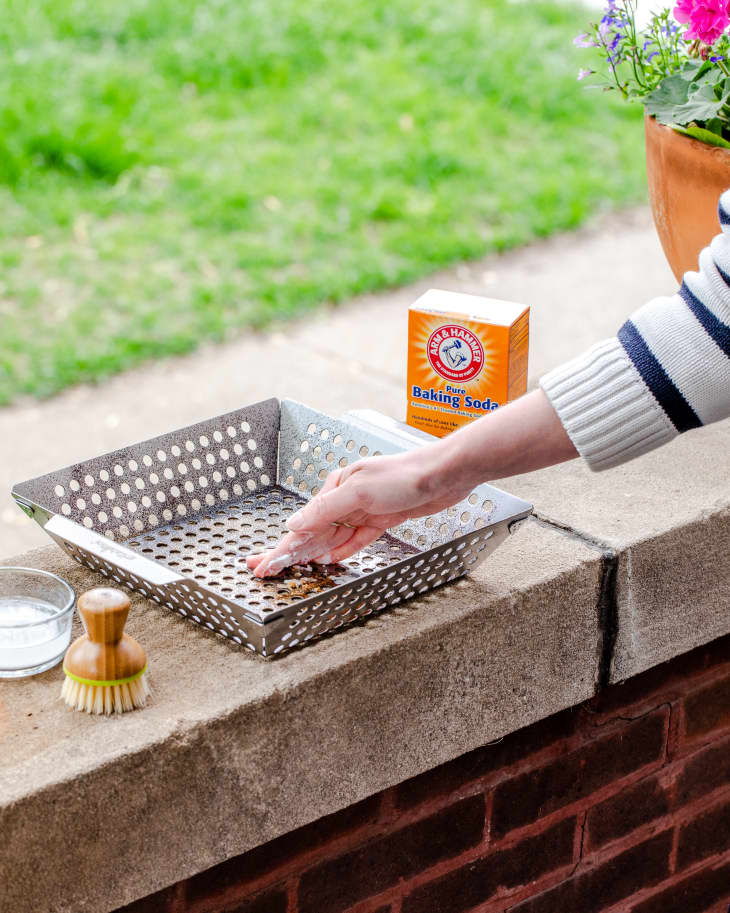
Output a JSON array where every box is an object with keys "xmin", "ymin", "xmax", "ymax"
[
  {"xmin": 253, "ymin": 561, "xmax": 272, "ymax": 578},
  {"xmin": 312, "ymin": 552, "xmax": 333, "ymax": 565},
  {"xmin": 286, "ymin": 512, "xmax": 304, "ymax": 531}
]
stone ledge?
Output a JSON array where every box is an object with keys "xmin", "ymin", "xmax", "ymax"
[
  {"xmin": 0, "ymin": 520, "xmax": 601, "ymax": 913},
  {"xmin": 500, "ymin": 418, "xmax": 730, "ymax": 682}
]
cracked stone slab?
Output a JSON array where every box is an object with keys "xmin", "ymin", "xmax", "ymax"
[
  {"xmin": 500, "ymin": 418, "xmax": 730, "ymax": 682},
  {"xmin": 0, "ymin": 519, "xmax": 601, "ymax": 913}
]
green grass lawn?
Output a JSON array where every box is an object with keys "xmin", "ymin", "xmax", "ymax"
[{"xmin": 0, "ymin": 0, "xmax": 645, "ymax": 404}]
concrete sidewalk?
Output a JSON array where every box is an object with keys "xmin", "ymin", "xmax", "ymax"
[{"xmin": 0, "ymin": 206, "xmax": 674, "ymax": 558}]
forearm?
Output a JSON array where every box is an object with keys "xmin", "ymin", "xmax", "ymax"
[{"xmin": 429, "ymin": 388, "xmax": 578, "ymax": 492}]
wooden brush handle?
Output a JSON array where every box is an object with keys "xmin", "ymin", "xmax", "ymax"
[
  {"xmin": 65, "ymin": 588, "xmax": 146, "ymax": 683},
  {"xmin": 78, "ymin": 588, "xmax": 131, "ymax": 644}
]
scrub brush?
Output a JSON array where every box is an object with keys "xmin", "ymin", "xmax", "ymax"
[{"xmin": 61, "ymin": 587, "xmax": 150, "ymax": 714}]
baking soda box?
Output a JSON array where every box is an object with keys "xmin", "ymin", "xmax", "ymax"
[{"xmin": 406, "ymin": 289, "xmax": 529, "ymax": 437}]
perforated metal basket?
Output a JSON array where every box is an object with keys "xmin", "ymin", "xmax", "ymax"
[{"xmin": 12, "ymin": 399, "xmax": 532, "ymax": 656}]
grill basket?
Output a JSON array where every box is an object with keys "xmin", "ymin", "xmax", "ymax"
[{"xmin": 13, "ymin": 399, "xmax": 532, "ymax": 656}]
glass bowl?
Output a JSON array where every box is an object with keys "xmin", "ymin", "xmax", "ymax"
[{"xmin": 0, "ymin": 567, "xmax": 76, "ymax": 678}]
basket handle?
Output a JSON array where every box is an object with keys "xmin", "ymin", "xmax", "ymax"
[
  {"xmin": 341, "ymin": 409, "xmax": 436, "ymax": 452},
  {"xmin": 44, "ymin": 515, "xmax": 181, "ymax": 586}
]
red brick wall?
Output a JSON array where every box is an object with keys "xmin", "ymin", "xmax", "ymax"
[{"xmin": 117, "ymin": 635, "xmax": 730, "ymax": 913}]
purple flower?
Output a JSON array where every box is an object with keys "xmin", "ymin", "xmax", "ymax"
[
  {"xmin": 573, "ymin": 32, "xmax": 595, "ymax": 46},
  {"xmin": 712, "ymin": 53, "xmax": 727, "ymax": 59},
  {"xmin": 577, "ymin": 68, "xmax": 593, "ymax": 80},
  {"xmin": 647, "ymin": 50, "xmax": 660, "ymax": 59}
]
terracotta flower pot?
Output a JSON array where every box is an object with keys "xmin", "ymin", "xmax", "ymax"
[{"xmin": 645, "ymin": 113, "xmax": 730, "ymax": 281}]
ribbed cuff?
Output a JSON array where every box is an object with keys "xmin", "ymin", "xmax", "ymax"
[{"xmin": 540, "ymin": 338, "xmax": 678, "ymax": 471}]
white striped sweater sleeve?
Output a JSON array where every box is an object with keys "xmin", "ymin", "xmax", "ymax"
[{"xmin": 540, "ymin": 190, "xmax": 730, "ymax": 471}]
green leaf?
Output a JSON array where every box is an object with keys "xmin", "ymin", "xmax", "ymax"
[
  {"xmin": 681, "ymin": 59, "xmax": 705, "ymax": 78},
  {"xmin": 672, "ymin": 123, "xmax": 730, "ymax": 148},
  {"xmin": 673, "ymin": 84, "xmax": 728, "ymax": 124},
  {"xmin": 646, "ymin": 77, "xmax": 728, "ymax": 126},
  {"xmin": 690, "ymin": 68, "xmax": 720, "ymax": 90},
  {"xmin": 645, "ymin": 73, "xmax": 691, "ymax": 123},
  {"xmin": 706, "ymin": 116, "xmax": 725, "ymax": 135}
]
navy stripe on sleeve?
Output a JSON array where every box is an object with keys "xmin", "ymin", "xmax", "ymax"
[
  {"xmin": 713, "ymin": 259, "xmax": 730, "ymax": 288},
  {"xmin": 617, "ymin": 320, "xmax": 702, "ymax": 432},
  {"xmin": 679, "ymin": 282, "xmax": 730, "ymax": 357}
]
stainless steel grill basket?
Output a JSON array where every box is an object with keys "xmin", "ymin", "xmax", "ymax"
[{"xmin": 12, "ymin": 399, "xmax": 532, "ymax": 656}]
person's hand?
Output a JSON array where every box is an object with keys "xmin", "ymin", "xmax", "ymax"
[
  {"xmin": 246, "ymin": 388, "xmax": 578, "ymax": 577},
  {"xmin": 246, "ymin": 442, "xmax": 470, "ymax": 577}
]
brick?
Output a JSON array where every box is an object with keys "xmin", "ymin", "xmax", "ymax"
[
  {"xmin": 396, "ymin": 708, "xmax": 579, "ymax": 810},
  {"xmin": 401, "ymin": 817, "xmax": 575, "ymax": 913},
  {"xmin": 225, "ymin": 889, "xmax": 288, "ymax": 913},
  {"xmin": 676, "ymin": 736, "xmax": 730, "ymax": 805},
  {"xmin": 590, "ymin": 635, "xmax": 730, "ymax": 720},
  {"xmin": 631, "ymin": 861, "xmax": 730, "ymax": 913},
  {"xmin": 112, "ymin": 884, "xmax": 181, "ymax": 913},
  {"xmin": 298, "ymin": 794, "xmax": 485, "ymax": 913},
  {"xmin": 509, "ymin": 831, "xmax": 672, "ymax": 913},
  {"xmin": 684, "ymin": 675, "xmax": 730, "ymax": 742},
  {"xmin": 492, "ymin": 711, "xmax": 667, "ymax": 838},
  {"xmin": 186, "ymin": 795, "xmax": 380, "ymax": 904},
  {"xmin": 586, "ymin": 775, "xmax": 670, "ymax": 850},
  {"xmin": 677, "ymin": 798, "xmax": 730, "ymax": 870}
]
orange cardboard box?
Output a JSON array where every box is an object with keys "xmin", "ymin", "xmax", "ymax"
[{"xmin": 406, "ymin": 289, "xmax": 529, "ymax": 438}]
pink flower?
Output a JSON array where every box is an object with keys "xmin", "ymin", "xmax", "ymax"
[
  {"xmin": 674, "ymin": 0, "xmax": 730, "ymax": 43},
  {"xmin": 673, "ymin": 0, "xmax": 694, "ymax": 22},
  {"xmin": 577, "ymin": 68, "xmax": 593, "ymax": 80}
]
